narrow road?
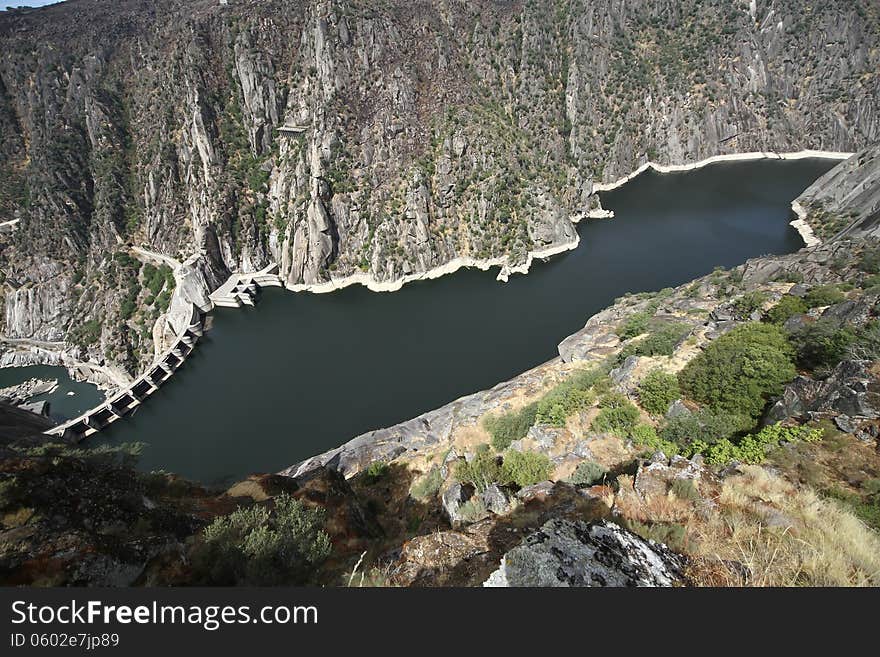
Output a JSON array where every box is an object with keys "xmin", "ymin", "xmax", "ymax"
[{"xmin": 130, "ymin": 246, "xmax": 182, "ymax": 271}]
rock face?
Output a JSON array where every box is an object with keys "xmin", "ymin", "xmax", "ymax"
[
  {"xmin": 1, "ymin": 0, "xmax": 878, "ymax": 371},
  {"xmin": 766, "ymin": 360, "xmax": 880, "ymax": 424},
  {"xmin": 483, "ymin": 519, "xmax": 685, "ymax": 587},
  {"xmin": 797, "ymin": 143, "xmax": 880, "ymax": 240}
]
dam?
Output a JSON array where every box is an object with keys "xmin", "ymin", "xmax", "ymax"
[{"xmin": 15, "ymin": 157, "xmax": 840, "ymax": 485}]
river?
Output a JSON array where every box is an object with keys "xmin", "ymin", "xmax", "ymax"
[{"xmin": 7, "ymin": 157, "xmax": 838, "ymax": 485}]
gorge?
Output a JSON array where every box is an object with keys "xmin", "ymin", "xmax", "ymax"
[{"xmin": 80, "ymin": 155, "xmax": 836, "ymax": 484}]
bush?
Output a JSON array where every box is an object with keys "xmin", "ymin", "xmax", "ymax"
[
  {"xmin": 568, "ymin": 461, "xmax": 607, "ymax": 486},
  {"xmin": 703, "ymin": 423, "xmax": 823, "ymax": 466},
  {"xmin": 858, "ymin": 247, "xmax": 880, "ymax": 274},
  {"xmin": 629, "ymin": 423, "xmax": 679, "ymax": 455},
  {"xmin": 670, "ymin": 478, "xmax": 700, "ymax": 501},
  {"xmin": 454, "ymin": 445, "xmax": 502, "ymax": 491},
  {"xmin": 732, "ymin": 291, "xmax": 769, "ymax": 318},
  {"xmin": 501, "ymin": 449, "xmax": 553, "ymax": 487},
  {"xmin": 803, "ymin": 284, "xmax": 846, "ymax": 308},
  {"xmin": 363, "ymin": 461, "xmax": 389, "ymax": 485},
  {"xmin": 484, "ymin": 402, "xmax": 538, "ymax": 450},
  {"xmin": 787, "ymin": 318, "xmax": 855, "ymax": 372},
  {"xmin": 849, "ymin": 320, "xmax": 880, "ymax": 361},
  {"xmin": 659, "ymin": 409, "xmax": 748, "ymax": 451},
  {"xmin": 764, "ymin": 295, "xmax": 808, "ymax": 325},
  {"xmin": 410, "ymin": 467, "xmax": 442, "ymax": 500},
  {"xmin": 638, "ymin": 369, "xmax": 680, "ymax": 416},
  {"xmin": 618, "ymin": 322, "xmax": 691, "ymax": 361},
  {"xmin": 192, "ymin": 494, "xmax": 331, "ymax": 585},
  {"xmin": 617, "ymin": 311, "xmax": 652, "ymax": 339},
  {"xmin": 592, "ymin": 393, "xmax": 640, "ymax": 436},
  {"xmin": 535, "ymin": 368, "xmax": 606, "ymax": 426},
  {"xmin": 678, "ymin": 323, "xmax": 796, "ymax": 420}
]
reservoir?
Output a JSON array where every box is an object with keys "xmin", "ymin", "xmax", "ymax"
[
  {"xmin": 0, "ymin": 364, "xmax": 104, "ymax": 423},
  {"xmin": 80, "ymin": 157, "xmax": 835, "ymax": 485}
]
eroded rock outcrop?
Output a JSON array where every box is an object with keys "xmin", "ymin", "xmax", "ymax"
[{"xmin": 483, "ymin": 519, "xmax": 685, "ymax": 587}]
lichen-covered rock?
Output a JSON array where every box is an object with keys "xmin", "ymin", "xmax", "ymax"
[
  {"xmin": 483, "ymin": 519, "xmax": 685, "ymax": 587},
  {"xmin": 441, "ymin": 482, "xmax": 476, "ymax": 526},
  {"xmin": 765, "ymin": 360, "xmax": 880, "ymax": 424},
  {"xmin": 480, "ymin": 483, "xmax": 511, "ymax": 515}
]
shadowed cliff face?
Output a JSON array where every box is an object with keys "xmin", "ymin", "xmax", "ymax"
[{"xmin": 1, "ymin": 0, "xmax": 879, "ymax": 372}]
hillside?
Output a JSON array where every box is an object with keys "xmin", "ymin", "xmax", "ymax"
[
  {"xmin": 1, "ymin": 0, "xmax": 879, "ymax": 373},
  {"xmin": 2, "ymin": 145, "xmax": 880, "ymax": 586}
]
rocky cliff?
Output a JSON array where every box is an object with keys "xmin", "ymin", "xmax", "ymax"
[{"xmin": 1, "ymin": 0, "xmax": 879, "ymax": 372}]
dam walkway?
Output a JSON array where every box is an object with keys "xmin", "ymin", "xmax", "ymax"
[
  {"xmin": 45, "ymin": 262, "xmax": 284, "ymax": 442},
  {"xmin": 45, "ymin": 304, "xmax": 204, "ymax": 442}
]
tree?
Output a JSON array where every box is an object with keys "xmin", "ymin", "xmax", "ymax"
[
  {"xmin": 192, "ymin": 494, "xmax": 331, "ymax": 585},
  {"xmin": 638, "ymin": 369, "xmax": 680, "ymax": 416},
  {"xmin": 678, "ymin": 323, "xmax": 796, "ymax": 420}
]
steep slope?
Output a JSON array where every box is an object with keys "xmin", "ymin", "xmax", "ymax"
[{"xmin": 1, "ymin": 0, "xmax": 879, "ymax": 374}]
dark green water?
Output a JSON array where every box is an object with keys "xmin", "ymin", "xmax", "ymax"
[
  {"xmin": 0, "ymin": 364, "xmax": 104, "ymax": 422},
  {"xmin": 90, "ymin": 158, "xmax": 835, "ymax": 485}
]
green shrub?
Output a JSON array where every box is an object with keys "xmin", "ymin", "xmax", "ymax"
[
  {"xmin": 803, "ymin": 284, "xmax": 846, "ymax": 308},
  {"xmin": 764, "ymin": 295, "xmax": 808, "ymax": 325},
  {"xmin": 670, "ymin": 478, "xmax": 700, "ymax": 501},
  {"xmin": 567, "ymin": 461, "xmax": 607, "ymax": 486},
  {"xmin": 617, "ymin": 311, "xmax": 652, "ymax": 339},
  {"xmin": 618, "ymin": 322, "xmax": 691, "ymax": 361},
  {"xmin": 774, "ymin": 270, "xmax": 804, "ymax": 284},
  {"xmin": 501, "ymin": 449, "xmax": 553, "ymax": 487},
  {"xmin": 731, "ymin": 290, "xmax": 769, "ymax": 318},
  {"xmin": 703, "ymin": 423, "xmax": 823, "ymax": 466},
  {"xmin": 484, "ymin": 402, "xmax": 538, "ymax": 450},
  {"xmin": 535, "ymin": 368, "xmax": 606, "ymax": 426},
  {"xmin": 630, "ymin": 423, "xmax": 679, "ymax": 455},
  {"xmin": 824, "ymin": 488, "xmax": 880, "ymax": 531},
  {"xmin": 659, "ymin": 409, "xmax": 749, "ymax": 450},
  {"xmin": 410, "ymin": 467, "xmax": 442, "ymax": 500},
  {"xmin": 193, "ymin": 494, "xmax": 331, "ymax": 585},
  {"xmin": 454, "ymin": 445, "xmax": 502, "ymax": 490},
  {"xmin": 363, "ymin": 461, "xmax": 389, "ymax": 485},
  {"xmin": 787, "ymin": 318, "xmax": 855, "ymax": 372},
  {"xmin": 858, "ymin": 247, "xmax": 880, "ymax": 274},
  {"xmin": 456, "ymin": 498, "xmax": 488, "ymax": 523},
  {"xmin": 638, "ymin": 369, "xmax": 680, "ymax": 416},
  {"xmin": 592, "ymin": 393, "xmax": 640, "ymax": 436},
  {"xmin": 678, "ymin": 323, "xmax": 796, "ymax": 419},
  {"xmin": 847, "ymin": 320, "xmax": 880, "ymax": 361}
]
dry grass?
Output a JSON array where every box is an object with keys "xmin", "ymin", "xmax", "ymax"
[{"xmin": 690, "ymin": 466, "xmax": 880, "ymax": 587}]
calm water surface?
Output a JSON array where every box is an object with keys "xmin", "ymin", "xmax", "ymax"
[
  {"xmin": 76, "ymin": 158, "xmax": 838, "ymax": 484},
  {"xmin": 0, "ymin": 364, "xmax": 104, "ymax": 422}
]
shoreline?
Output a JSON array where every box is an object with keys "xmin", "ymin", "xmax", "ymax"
[
  {"xmin": 592, "ymin": 149, "xmax": 853, "ymax": 193},
  {"xmin": 287, "ymin": 149, "xmax": 851, "ymax": 295},
  {"xmin": 0, "ymin": 344, "xmax": 130, "ymax": 394},
  {"xmin": 1, "ymin": 148, "xmax": 850, "ymax": 432},
  {"xmin": 285, "ymin": 234, "xmax": 583, "ymax": 294},
  {"xmin": 789, "ymin": 200, "xmax": 822, "ymax": 248}
]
